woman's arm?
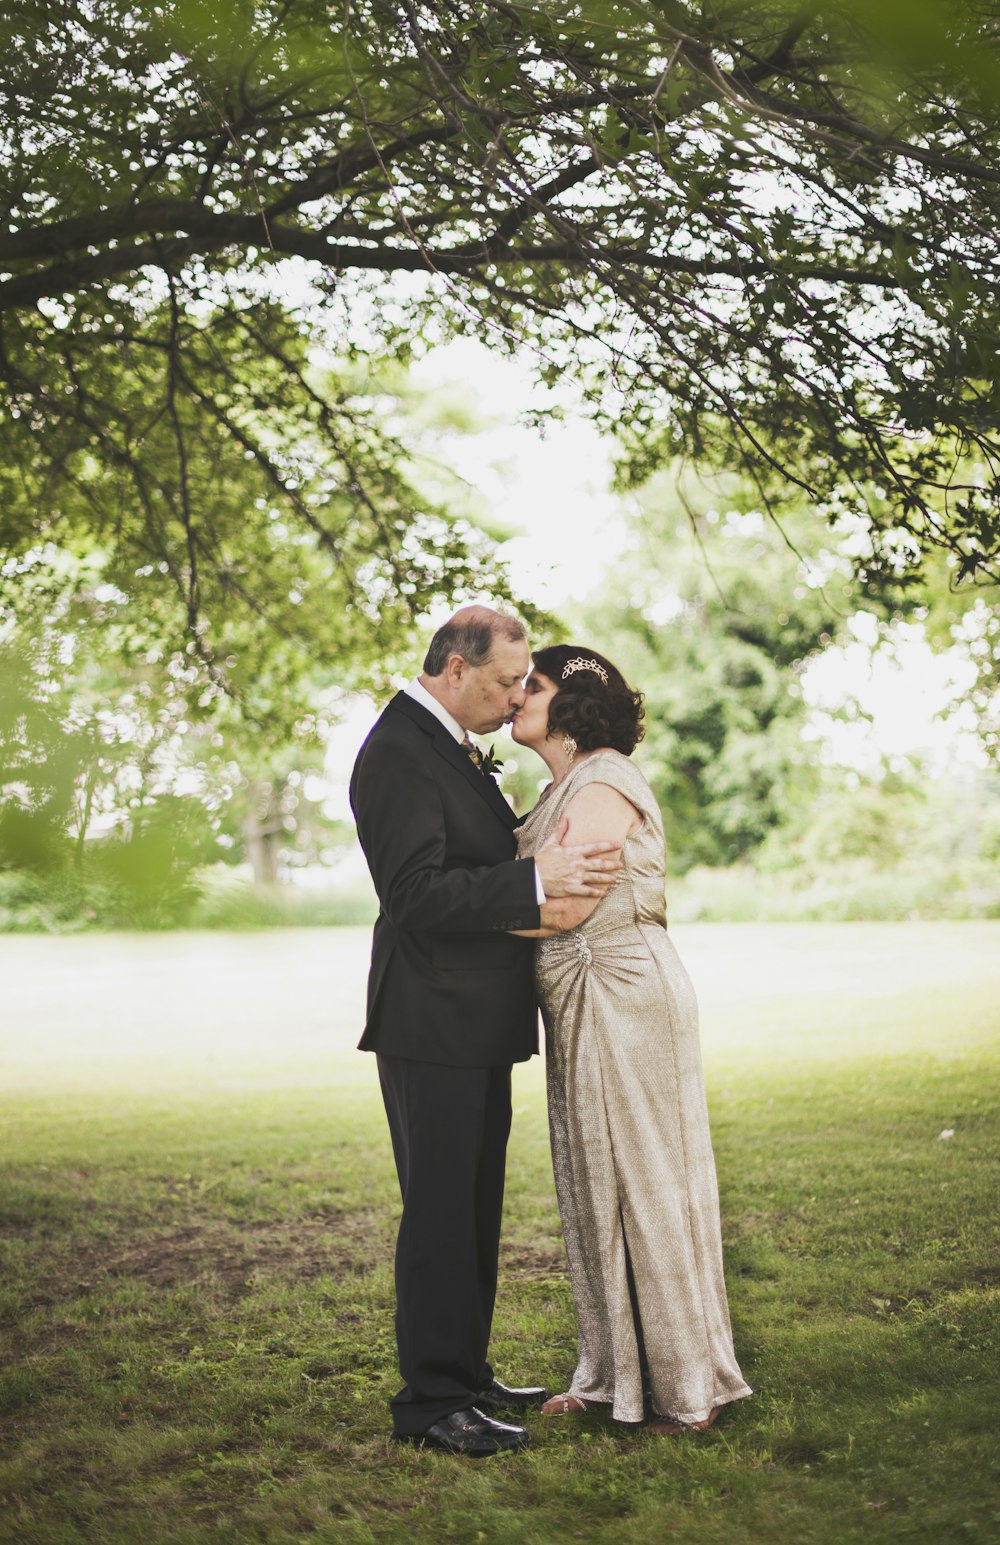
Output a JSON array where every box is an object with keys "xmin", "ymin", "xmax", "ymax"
[{"xmin": 510, "ymin": 782, "xmax": 640, "ymax": 936}]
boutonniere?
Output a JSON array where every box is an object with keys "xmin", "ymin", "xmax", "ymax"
[{"xmin": 465, "ymin": 740, "xmax": 505, "ymax": 780}]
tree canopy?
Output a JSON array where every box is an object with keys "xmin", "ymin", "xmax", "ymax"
[{"xmin": 2, "ymin": 0, "xmax": 998, "ymax": 653}]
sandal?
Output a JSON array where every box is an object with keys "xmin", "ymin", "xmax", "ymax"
[
  {"xmin": 646, "ymin": 1404, "xmax": 722, "ymax": 1436},
  {"xmin": 540, "ymin": 1393, "xmax": 602, "ymax": 1415}
]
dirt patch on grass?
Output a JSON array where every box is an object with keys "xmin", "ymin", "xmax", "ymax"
[
  {"xmin": 959, "ymin": 1264, "xmax": 1000, "ymax": 1290},
  {"xmin": 103, "ymin": 1217, "xmax": 339, "ymax": 1292},
  {"xmin": 864, "ymin": 1264, "xmax": 1000, "ymax": 1318},
  {"xmin": 501, "ymin": 1240, "xmax": 566, "ymax": 1276},
  {"xmin": 4, "ymin": 1208, "xmax": 393, "ymax": 1326}
]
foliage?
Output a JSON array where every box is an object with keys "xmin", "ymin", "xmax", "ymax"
[
  {"xmin": 188, "ymin": 869, "xmax": 378, "ymax": 929},
  {"xmin": 0, "ymin": 553, "xmax": 219, "ymax": 923},
  {"xmin": 0, "ymin": 296, "xmax": 525, "ymax": 733},
  {"xmin": 573, "ymin": 472, "xmax": 860, "ymax": 867},
  {"xmin": 0, "ymin": 555, "xmax": 344, "ymax": 915},
  {"xmin": 1, "ymin": 0, "xmax": 998, "ymax": 614},
  {"xmin": 0, "ymin": 348, "xmax": 536, "ymax": 894},
  {"xmin": 669, "ymin": 857, "xmax": 1000, "ymax": 924},
  {"xmin": 670, "ymin": 765, "xmax": 1000, "ymax": 921},
  {"xmin": 0, "ymin": 820, "xmax": 211, "ymax": 931}
]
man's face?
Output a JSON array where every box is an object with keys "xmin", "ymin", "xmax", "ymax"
[
  {"xmin": 453, "ymin": 637, "xmax": 530, "ymax": 735},
  {"xmin": 509, "ymin": 668, "xmax": 557, "ymax": 749}
]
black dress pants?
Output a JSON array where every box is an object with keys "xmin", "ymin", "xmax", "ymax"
[{"xmin": 376, "ymin": 1053, "xmax": 513, "ymax": 1436}]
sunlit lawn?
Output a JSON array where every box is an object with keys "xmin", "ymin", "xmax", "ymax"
[{"xmin": 1, "ymin": 923, "xmax": 998, "ymax": 1544}]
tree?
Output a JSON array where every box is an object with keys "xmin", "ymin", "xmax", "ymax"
[
  {"xmin": 1, "ymin": 0, "xmax": 997, "ymax": 637},
  {"xmin": 0, "ymin": 538, "xmax": 356, "ymax": 913},
  {"xmin": 574, "ymin": 471, "xmax": 862, "ymax": 869},
  {"xmin": 0, "ymin": 345, "xmax": 526, "ymax": 906},
  {"xmin": 0, "ymin": 279, "xmax": 527, "ymax": 728}
]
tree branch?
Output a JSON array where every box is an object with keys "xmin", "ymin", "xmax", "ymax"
[{"xmin": 0, "ymin": 217, "xmax": 910, "ymax": 313}]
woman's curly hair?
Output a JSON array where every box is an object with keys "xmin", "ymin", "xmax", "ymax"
[{"xmin": 532, "ymin": 645, "xmax": 645, "ymax": 756}]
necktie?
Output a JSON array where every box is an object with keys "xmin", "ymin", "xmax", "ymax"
[{"xmin": 463, "ymin": 737, "xmax": 486, "ymax": 773}]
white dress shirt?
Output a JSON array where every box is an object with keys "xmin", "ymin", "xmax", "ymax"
[
  {"xmin": 403, "ymin": 678, "xmax": 546, "ymax": 904},
  {"xmin": 403, "ymin": 677, "xmax": 466, "ymax": 742}
]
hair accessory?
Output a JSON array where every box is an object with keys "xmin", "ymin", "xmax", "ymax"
[
  {"xmin": 561, "ymin": 656, "xmax": 609, "ymax": 685},
  {"xmin": 561, "ymin": 734, "xmax": 578, "ymax": 762}
]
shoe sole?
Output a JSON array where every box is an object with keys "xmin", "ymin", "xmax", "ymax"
[{"xmin": 395, "ymin": 1433, "xmax": 530, "ymax": 1457}]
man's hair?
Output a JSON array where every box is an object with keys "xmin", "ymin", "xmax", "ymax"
[{"xmin": 423, "ymin": 610, "xmax": 527, "ymax": 676}]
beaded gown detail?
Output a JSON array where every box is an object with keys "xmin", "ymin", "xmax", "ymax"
[{"xmin": 517, "ymin": 751, "xmax": 752, "ymax": 1423}]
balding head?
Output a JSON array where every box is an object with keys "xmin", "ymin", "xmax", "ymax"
[
  {"xmin": 423, "ymin": 606, "xmax": 527, "ymax": 678},
  {"xmin": 420, "ymin": 606, "xmax": 530, "ymax": 735}
]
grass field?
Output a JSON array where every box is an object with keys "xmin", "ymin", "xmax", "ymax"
[{"xmin": 1, "ymin": 923, "xmax": 998, "ymax": 1544}]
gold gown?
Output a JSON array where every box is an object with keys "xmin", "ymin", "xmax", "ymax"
[{"xmin": 517, "ymin": 751, "xmax": 752, "ymax": 1423}]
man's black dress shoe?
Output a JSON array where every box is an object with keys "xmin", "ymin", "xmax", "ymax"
[
  {"xmin": 475, "ymin": 1379, "xmax": 549, "ymax": 1415},
  {"xmin": 398, "ymin": 1407, "xmax": 529, "ymax": 1456}
]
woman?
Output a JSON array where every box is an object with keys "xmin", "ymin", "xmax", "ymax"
[{"xmin": 510, "ymin": 645, "xmax": 752, "ymax": 1433}]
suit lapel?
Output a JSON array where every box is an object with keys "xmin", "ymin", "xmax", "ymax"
[{"xmin": 387, "ymin": 693, "xmax": 518, "ymax": 831}]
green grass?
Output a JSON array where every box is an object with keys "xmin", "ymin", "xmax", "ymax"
[{"xmin": 1, "ymin": 924, "xmax": 998, "ymax": 1544}]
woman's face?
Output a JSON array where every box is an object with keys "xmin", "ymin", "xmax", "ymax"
[{"xmin": 510, "ymin": 669, "xmax": 558, "ymax": 748}]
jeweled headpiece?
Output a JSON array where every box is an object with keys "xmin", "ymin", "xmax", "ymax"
[{"xmin": 561, "ymin": 656, "xmax": 609, "ymax": 685}]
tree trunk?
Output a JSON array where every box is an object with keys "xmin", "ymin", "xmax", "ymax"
[{"xmin": 243, "ymin": 781, "xmax": 284, "ymax": 885}]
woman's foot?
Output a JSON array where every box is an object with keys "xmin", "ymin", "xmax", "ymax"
[
  {"xmin": 646, "ymin": 1404, "xmax": 722, "ymax": 1436},
  {"xmin": 540, "ymin": 1393, "xmax": 602, "ymax": 1415}
]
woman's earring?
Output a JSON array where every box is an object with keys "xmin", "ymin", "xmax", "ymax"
[{"xmin": 562, "ymin": 734, "xmax": 578, "ymax": 762}]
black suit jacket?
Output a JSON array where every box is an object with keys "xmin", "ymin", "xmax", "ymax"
[{"xmin": 349, "ymin": 692, "xmax": 541, "ymax": 1067}]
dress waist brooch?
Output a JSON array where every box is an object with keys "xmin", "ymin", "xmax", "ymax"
[{"xmin": 538, "ymin": 931, "xmax": 594, "ymax": 968}]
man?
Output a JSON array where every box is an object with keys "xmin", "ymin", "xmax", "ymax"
[{"xmin": 350, "ymin": 606, "xmax": 621, "ymax": 1455}]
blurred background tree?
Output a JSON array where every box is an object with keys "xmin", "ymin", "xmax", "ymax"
[
  {"xmin": 573, "ymin": 466, "xmax": 999, "ymax": 868},
  {"xmin": 561, "ymin": 467, "xmax": 1000, "ymax": 914},
  {"xmin": 574, "ymin": 473, "xmax": 848, "ymax": 870}
]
